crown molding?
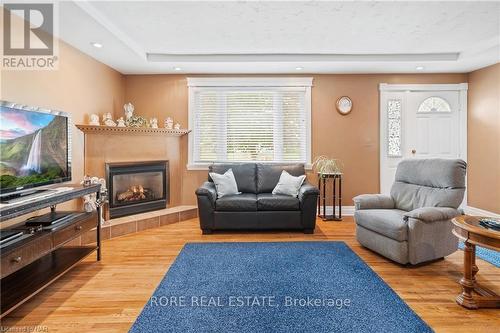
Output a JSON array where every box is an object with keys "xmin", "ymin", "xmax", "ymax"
[
  {"xmin": 379, "ymin": 83, "xmax": 468, "ymax": 91},
  {"xmin": 187, "ymin": 77, "xmax": 313, "ymax": 87},
  {"xmin": 148, "ymin": 53, "xmax": 459, "ymax": 63}
]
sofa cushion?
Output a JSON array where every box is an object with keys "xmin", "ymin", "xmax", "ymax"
[
  {"xmin": 215, "ymin": 193, "xmax": 257, "ymax": 211},
  {"xmin": 209, "ymin": 168, "xmax": 240, "ymax": 198},
  {"xmin": 391, "ymin": 158, "xmax": 466, "ymax": 211},
  {"xmin": 256, "ymin": 163, "xmax": 305, "ymax": 193},
  {"xmin": 209, "ymin": 163, "xmax": 257, "ymax": 193},
  {"xmin": 394, "ymin": 158, "xmax": 466, "ymax": 188},
  {"xmin": 391, "ymin": 182, "xmax": 465, "ymax": 211},
  {"xmin": 272, "ymin": 170, "xmax": 306, "ymax": 197},
  {"xmin": 257, "ymin": 193, "xmax": 300, "ymax": 211},
  {"xmin": 354, "ymin": 209, "xmax": 408, "ymax": 241}
]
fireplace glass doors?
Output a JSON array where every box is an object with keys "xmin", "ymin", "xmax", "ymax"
[{"xmin": 106, "ymin": 161, "xmax": 168, "ymax": 218}]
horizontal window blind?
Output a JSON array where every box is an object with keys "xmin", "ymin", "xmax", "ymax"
[{"xmin": 189, "ymin": 81, "xmax": 311, "ymax": 167}]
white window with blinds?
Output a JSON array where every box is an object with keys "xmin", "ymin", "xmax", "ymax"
[{"xmin": 187, "ymin": 78, "xmax": 312, "ymax": 170}]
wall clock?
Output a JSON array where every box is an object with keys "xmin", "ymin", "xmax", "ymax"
[{"xmin": 336, "ymin": 96, "xmax": 352, "ymax": 115}]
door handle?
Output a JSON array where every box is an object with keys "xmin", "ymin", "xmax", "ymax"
[{"xmin": 411, "ymin": 149, "xmax": 416, "ymax": 154}]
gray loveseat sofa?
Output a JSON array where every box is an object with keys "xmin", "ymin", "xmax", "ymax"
[
  {"xmin": 353, "ymin": 158, "xmax": 466, "ymax": 265},
  {"xmin": 195, "ymin": 163, "xmax": 319, "ymax": 234}
]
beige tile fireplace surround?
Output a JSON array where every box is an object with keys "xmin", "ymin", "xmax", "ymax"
[
  {"xmin": 81, "ymin": 130, "xmax": 185, "ymax": 207},
  {"xmin": 72, "ymin": 125, "xmax": 196, "ymax": 244}
]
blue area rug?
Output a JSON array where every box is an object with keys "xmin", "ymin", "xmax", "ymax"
[
  {"xmin": 130, "ymin": 242, "xmax": 432, "ymax": 333},
  {"xmin": 458, "ymin": 241, "xmax": 500, "ymax": 267}
]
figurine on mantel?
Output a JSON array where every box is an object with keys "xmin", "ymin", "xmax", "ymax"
[
  {"xmin": 116, "ymin": 117, "xmax": 126, "ymax": 127},
  {"xmin": 89, "ymin": 114, "xmax": 100, "ymax": 126},
  {"xmin": 127, "ymin": 115, "xmax": 148, "ymax": 128},
  {"xmin": 150, "ymin": 117, "xmax": 158, "ymax": 128},
  {"xmin": 103, "ymin": 112, "xmax": 116, "ymax": 127},
  {"xmin": 174, "ymin": 123, "xmax": 181, "ymax": 130},
  {"xmin": 123, "ymin": 102, "xmax": 148, "ymax": 127},
  {"xmin": 164, "ymin": 117, "xmax": 173, "ymax": 129},
  {"xmin": 124, "ymin": 102, "xmax": 134, "ymax": 121}
]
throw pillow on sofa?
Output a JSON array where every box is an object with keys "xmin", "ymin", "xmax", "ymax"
[
  {"xmin": 272, "ymin": 170, "xmax": 306, "ymax": 197},
  {"xmin": 209, "ymin": 168, "xmax": 241, "ymax": 198}
]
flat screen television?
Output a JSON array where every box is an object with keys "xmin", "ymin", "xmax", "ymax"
[{"xmin": 0, "ymin": 101, "xmax": 71, "ymax": 199}]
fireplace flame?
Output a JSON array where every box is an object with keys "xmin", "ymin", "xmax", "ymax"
[{"xmin": 117, "ymin": 185, "xmax": 152, "ymax": 202}]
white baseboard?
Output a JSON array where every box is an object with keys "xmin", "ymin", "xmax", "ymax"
[
  {"xmin": 464, "ymin": 206, "xmax": 499, "ymax": 218},
  {"xmin": 318, "ymin": 206, "xmax": 355, "ymax": 217}
]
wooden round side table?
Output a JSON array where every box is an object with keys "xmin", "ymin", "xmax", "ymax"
[{"xmin": 451, "ymin": 215, "xmax": 500, "ymax": 309}]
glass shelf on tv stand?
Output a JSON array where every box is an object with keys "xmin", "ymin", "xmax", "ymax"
[
  {"xmin": 0, "ymin": 186, "xmax": 75, "ymax": 206},
  {"xmin": 0, "ymin": 188, "xmax": 58, "ymax": 205}
]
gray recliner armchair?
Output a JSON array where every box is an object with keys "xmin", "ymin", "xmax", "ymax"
[{"xmin": 353, "ymin": 158, "xmax": 467, "ymax": 265}]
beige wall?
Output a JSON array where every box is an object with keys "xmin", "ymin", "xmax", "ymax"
[
  {"xmin": 124, "ymin": 73, "xmax": 468, "ymax": 206},
  {"xmin": 467, "ymin": 63, "xmax": 500, "ymax": 214},
  {"xmin": 1, "ymin": 40, "xmax": 125, "ymax": 186},
  {"xmin": 1, "ymin": 8, "xmax": 493, "ymax": 212}
]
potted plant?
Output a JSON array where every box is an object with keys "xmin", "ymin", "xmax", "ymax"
[{"xmin": 312, "ymin": 155, "xmax": 343, "ymax": 177}]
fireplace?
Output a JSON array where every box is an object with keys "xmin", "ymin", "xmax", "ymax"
[{"xmin": 105, "ymin": 161, "xmax": 168, "ymax": 219}]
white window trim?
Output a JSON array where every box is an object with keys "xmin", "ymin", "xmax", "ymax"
[{"xmin": 187, "ymin": 77, "xmax": 313, "ymax": 170}]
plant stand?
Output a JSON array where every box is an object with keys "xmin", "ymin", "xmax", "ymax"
[{"xmin": 317, "ymin": 173, "xmax": 343, "ymax": 221}]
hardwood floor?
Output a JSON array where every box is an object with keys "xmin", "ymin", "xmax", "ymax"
[{"xmin": 2, "ymin": 217, "xmax": 499, "ymax": 332}]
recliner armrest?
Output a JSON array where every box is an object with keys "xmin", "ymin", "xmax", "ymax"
[
  {"xmin": 298, "ymin": 182, "xmax": 319, "ymax": 202},
  {"xmin": 353, "ymin": 194, "xmax": 394, "ymax": 210},
  {"xmin": 404, "ymin": 207, "xmax": 461, "ymax": 222},
  {"xmin": 195, "ymin": 182, "xmax": 217, "ymax": 208}
]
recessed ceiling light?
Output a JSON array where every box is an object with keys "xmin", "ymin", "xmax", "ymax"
[
  {"xmin": 415, "ymin": 66, "xmax": 425, "ymax": 71},
  {"xmin": 91, "ymin": 42, "xmax": 103, "ymax": 48},
  {"xmin": 295, "ymin": 66, "xmax": 303, "ymax": 71},
  {"xmin": 174, "ymin": 67, "xmax": 182, "ymax": 71}
]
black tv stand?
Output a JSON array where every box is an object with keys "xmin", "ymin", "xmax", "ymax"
[
  {"xmin": 0, "ymin": 184, "xmax": 102, "ymax": 318},
  {"xmin": 0, "ymin": 188, "xmax": 54, "ymax": 204}
]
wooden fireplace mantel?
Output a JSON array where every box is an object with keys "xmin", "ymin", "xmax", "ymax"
[{"xmin": 76, "ymin": 125, "xmax": 190, "ymax": 136}]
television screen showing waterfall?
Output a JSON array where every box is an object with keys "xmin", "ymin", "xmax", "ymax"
[{"xmin": 0, "ymin": 104, "xmax": 70, "ymax": 194}]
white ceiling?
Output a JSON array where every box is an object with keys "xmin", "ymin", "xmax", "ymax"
[{"xmin": 55, "ymin": 1, "xmax": 500, "ymax": 74}]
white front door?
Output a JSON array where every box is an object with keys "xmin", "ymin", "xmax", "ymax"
[
  {"xmin": 379, "ymin": 84, "xmax": 467, "ymax": 195},
  {"xmin": 406, "ymin": 91, "xmax": 460, "ymax": 159}
]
